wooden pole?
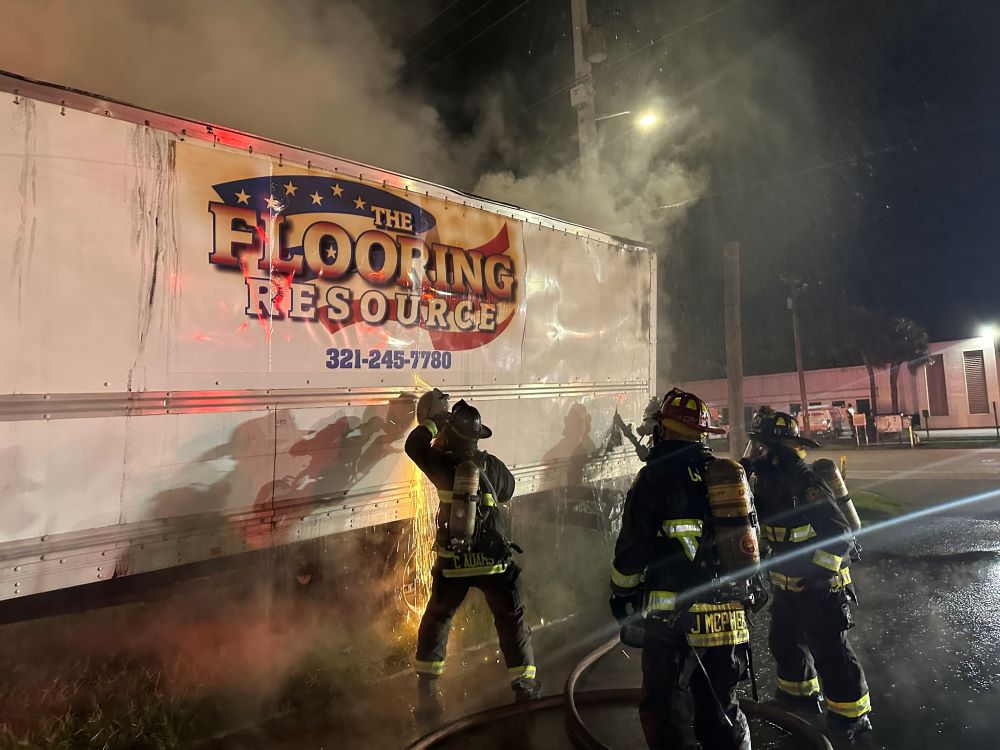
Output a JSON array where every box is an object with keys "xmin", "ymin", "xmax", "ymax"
[
  {"xmin": 724, "ymin": 242, "xmax": 745, "ymax": 457},
  {"xmin": 788, "ymin": 290, "xmax": 810, "ymax": 437}
]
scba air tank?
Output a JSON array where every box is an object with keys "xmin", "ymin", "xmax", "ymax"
[
  {"xmin": 813, "ymin": 458, "xmax": 862, "ymax": 531},
  {"xmin": 448, "ymin": 459, "xmax": 481, "ymax": 552},
  {"xmin": 705, "ymin": 459, "xmax": 761, "ymax": 574}
]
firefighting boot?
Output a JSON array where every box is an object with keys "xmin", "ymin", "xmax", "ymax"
[
  {"xmin": 826, "ymin": 712, "xmax": 872, "ymax": 741},
  {"xmin": 770, "ymin": 689, "xmax": 823, "ymax": 715},
  {"xmin": 511, "ymin": 676, "xmax": 542, "ymax": 703},
  {"xmin": 415, "ymin": 674, "xmax": 444, "ymax": 726}
]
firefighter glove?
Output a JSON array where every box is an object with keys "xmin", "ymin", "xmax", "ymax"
[{"xmin": 609, "ymin": 591, "xmax": 643, "ymax": 627}]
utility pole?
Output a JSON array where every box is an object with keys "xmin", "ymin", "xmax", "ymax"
[
  {"xmin": 782, "ymin": 275, "xmax": 811, "ymax": 437},
  {"xmin": 569, "ymin": 0, "xmax": 599, "ymax": 176},
  {"xmin": 724, "ymin": 242, "xmax": 745, "ymax": 457}
]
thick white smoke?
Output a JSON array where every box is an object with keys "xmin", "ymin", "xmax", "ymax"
[
  {"xmin": 0, "ymin": 0, "xmax": 453, "ymax": 181},
  {"xmin": 0, "ymin": 0, "xmax": 706, "ymax": 245},
  {"xmin": 475, "ymin": 96, "xmax": 708, "ymax": 243}
]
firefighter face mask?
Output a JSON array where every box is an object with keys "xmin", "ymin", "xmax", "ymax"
[{"xmin": 743, "ymin": 439, "xmax": 768, "ymax": 462}]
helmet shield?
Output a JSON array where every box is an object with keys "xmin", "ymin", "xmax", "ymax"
[{"xmin": 747, "ymin": 410, "xmax": 820, "ymax": 449}]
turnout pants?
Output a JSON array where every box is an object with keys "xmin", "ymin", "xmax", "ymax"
[
  {"xmin": 415, "ymin": 562, "xmax": 535, "ymax": 682},
  {"xmin": 768, "ymin": 588, "xmax": 871, "ymax": 719},
  {"xmin": 640, "ymin": 618, "xmax": 751, "ymax": 750}
]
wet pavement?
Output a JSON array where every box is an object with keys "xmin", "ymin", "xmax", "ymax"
[{"xmin": 259, "ymin": 450, "xmax": 1000, "ymax": 749}]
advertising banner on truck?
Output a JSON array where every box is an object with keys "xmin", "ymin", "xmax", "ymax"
[
  {"xmin": 0, "ymin": 76, "xmax": 654, "ymax": 602},
  {"xmin": 175, "ymin": 143, "xmax": 526, "ymax": 385}
]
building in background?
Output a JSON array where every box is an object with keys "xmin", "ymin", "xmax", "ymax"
[{"xmin": 679, "ymin": 337, "xmax": 1000, "ymax": 431}]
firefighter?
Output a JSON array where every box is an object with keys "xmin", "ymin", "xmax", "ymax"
[
  {"xmin": 744, "ymin": 410, "xmax": 872, "ymax": 740},
  {"xmin": 406, "ymin": 388, "xmax": 539, "ymax": 714},
  {"xmin": 610, "ymin": 388, "xmax": 757, "ymax": 750}
]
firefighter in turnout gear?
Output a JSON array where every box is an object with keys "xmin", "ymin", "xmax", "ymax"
[
  {"xmin": 406, "ymin": 389, "xmax": 539, "ymax": 712},
  {"xmin": 744, "ymin": 410, "xmax": 872, "ymax": 740},
  {"xmin": 610, "ymin": 388, "xmax": 758, "ymax": 750}
]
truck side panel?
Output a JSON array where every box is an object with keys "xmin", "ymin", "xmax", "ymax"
[{"xmin": 0, "ymin": 85, "xmax": 653, "ymax": 602}]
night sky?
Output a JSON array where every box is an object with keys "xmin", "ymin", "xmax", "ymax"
[
  {"xmin": 2, "ymin": 0, "xmax": 997, "ymax": 382},
  {"xmin": 402, "ymin": 0, "xmax": 1000, "ymax": 380}
]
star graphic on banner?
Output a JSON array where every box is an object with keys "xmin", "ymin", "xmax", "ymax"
[
  {"xmin": 331, "ymin": 183, "xmax": 344, "ymax": 197},
  {"xmin": 310, "ymin": 191, "xmax": 324, "ymax": 205},
  {"xmin": 354, "ymin": 196, "xmax": 366, "ymax": 210},
  {"xmin": 235, "ymin": 189, "xmax": 250, "ymax": 205},
  {"xmin": 265, "ymin": 195, "xmax": 283, "ymax": 212},
  {"xmin": 283, "ymin": 181, "xmax": 298, "ymax": 196}
]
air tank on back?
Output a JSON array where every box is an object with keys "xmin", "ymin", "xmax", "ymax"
[
  {"xmin": 448, "ymin": 459, "xmax": 481, "ymax": 552},
  {"xmin": 705, "ymin": 459, "xmax": 760, "ymax": 574},
  {"xmin": 813, "ymin": 458, "xmax": 862, "ymax": 531}
]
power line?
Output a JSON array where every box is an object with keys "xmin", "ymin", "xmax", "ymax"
[
  {"xmin": 658, "ymin": 114, "xmax": 1000, "ymax": 211},
  {"xmin": 404, "ymin": 1, "xmax": 498, "ymax": 66},
  {"xmin": 400, "ymin": 0, "xmax": 464, "ymax": 45},
  {"xmin": 605, "ymin": 0, "xmax": 747, "ymax": 71},
  {"xmin": 405, "ymin": 0, "xmax": 534, "ymax": 83},
  {"xmin": 502, "ymin": 0, "xmax": 746, "ymax": 124}
]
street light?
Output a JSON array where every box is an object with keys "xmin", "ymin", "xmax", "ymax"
[
  {"xmin": 593, "ymin": 109, "xmax": 660, "ymax": 131},
  {"xmin": 979, "ymin": 324, "xmax": 997, "ymax": 341},
  {"xmin": 635, "ymin": 111, "xmax": 658, "ymax": 131},
  {"xmin": 594, "ymin": 109, "xmax": 632, "ymax": 122}
]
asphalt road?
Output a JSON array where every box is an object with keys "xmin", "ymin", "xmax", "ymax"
[
  {"xmin": 819, "ymin": 447, "xmax": 1000, "ymax": 517},
  {"xmin": 262, "ymin": 448, "xmax": 1000, "ymax": 750}
]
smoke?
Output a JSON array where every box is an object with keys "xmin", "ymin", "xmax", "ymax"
[
  {"xmin": 0, "ymin": 0, "xmax": 454, "ymax": 182},
  {"xmin": 475, "ymin": 95, "xmax": 709, "ymax": 244},
  {"xmin": 0, "ymin": 0, "xmax": 707, "ymax": 247}
]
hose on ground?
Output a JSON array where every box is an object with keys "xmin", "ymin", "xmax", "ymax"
[{"xmin": 406, "ymin": 635, "xmax": 833, "ymax": 750}]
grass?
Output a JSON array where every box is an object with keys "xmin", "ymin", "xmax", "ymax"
[
  {"xmin": 0, "ymin": 635, "xmax": 419, "ymax": 750},
  {"xmin": 0, "ymin": 587, "xmax": 420, "ymax": 750},
  {"xmin": 851, "ymin": 489, "xmax": 907, "ymax": 518},
  {"xmin": 0, "ymin": 657, "xmax": 221, "ymax": 750}
]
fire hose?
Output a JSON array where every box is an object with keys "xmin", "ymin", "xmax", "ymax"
[{"xmin": 405, "ymin": 635, "xmax": 833, "ymax": 750}]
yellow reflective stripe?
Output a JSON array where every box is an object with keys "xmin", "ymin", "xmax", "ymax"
[
  {"xmin": 483, "ymin": 493, "xmax": 496, "ymax": 507},
  {"xmin": 689, "ymin": 601, "xmax": 744, "ymax": 613},
  {"xmin": 663, "ymin": 518, "xmax": 704, "ymax": 536},
  {"xmin": 769, "ymin": 571, "xmax": 805, "ymax": 592},
  {"xmin": 436, "ymin": 547, "xmax": 455, "ymax": 559},
  {"xmin": 645, "ymin": 590, "xmax": 677, "ymax": 612},
  {"xmin": 764, "ymin": 525, "xmax": 787, "ymax": 542},
  {"xmin": 789, "ymin": 524, "xmax": 817, "ymax": 542},
  {"xmin": 813, "ymin": 549, "xmax": 844, "ymax": 572},
  {"xmin": 508, "ymin": 665, "xmax": 537, "ymax": 680},
  {"xmin": 442, "ymin": 563, "xmax": 508, "ymax": 578},
  {"xmin": 678, "ymin": 537, "xmax": 698, "ymax": 561},
  {"xmin": 421, "ymin": 420, "xmax": 439, "ymax": 438},
  {"xmin": 611, "ymin": 565, "xmax": 642, "ymax": 590},
  {"xmin": 415, "ymin": 660, "xmax": 445, "ymax": 675},
  {"xmin": 778, "ymin": 677, "xmax": 820, "ymax": 697},
  {"xmin": 663, "ymin": 518, "xmax": 702, "ymax": 561},
  {"xmin": 687, "ymin": 629, "xmax": 749, "ymax": 648},
  {"xmin": 771, "ymin": 569, "xmax": 852, "ymax": 592},
  {"xmin": 826, "ymin": 692, "xmax": 871, "ymax": 718}
]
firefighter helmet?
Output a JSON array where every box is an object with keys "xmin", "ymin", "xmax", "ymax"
[
  {"xmin": 748, "ymin": 410, "xmax": 820, "ymax": 448},
  {"xmin": 658, "ymin": 388, "xmax": 726, "ymax": 439},
  {"xmin": 447, "ymin": 400, "xmax": 493, "ymax": 442}
]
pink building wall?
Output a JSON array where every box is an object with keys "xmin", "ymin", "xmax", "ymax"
[{"xmin": 672, "ymin": 337, "xmax": 1000, "ymax": 429}]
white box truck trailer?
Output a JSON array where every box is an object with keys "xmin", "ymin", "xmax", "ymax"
[{"xmin": 0, "ymin": 70, "xmax": 656, "ymax": 606}]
